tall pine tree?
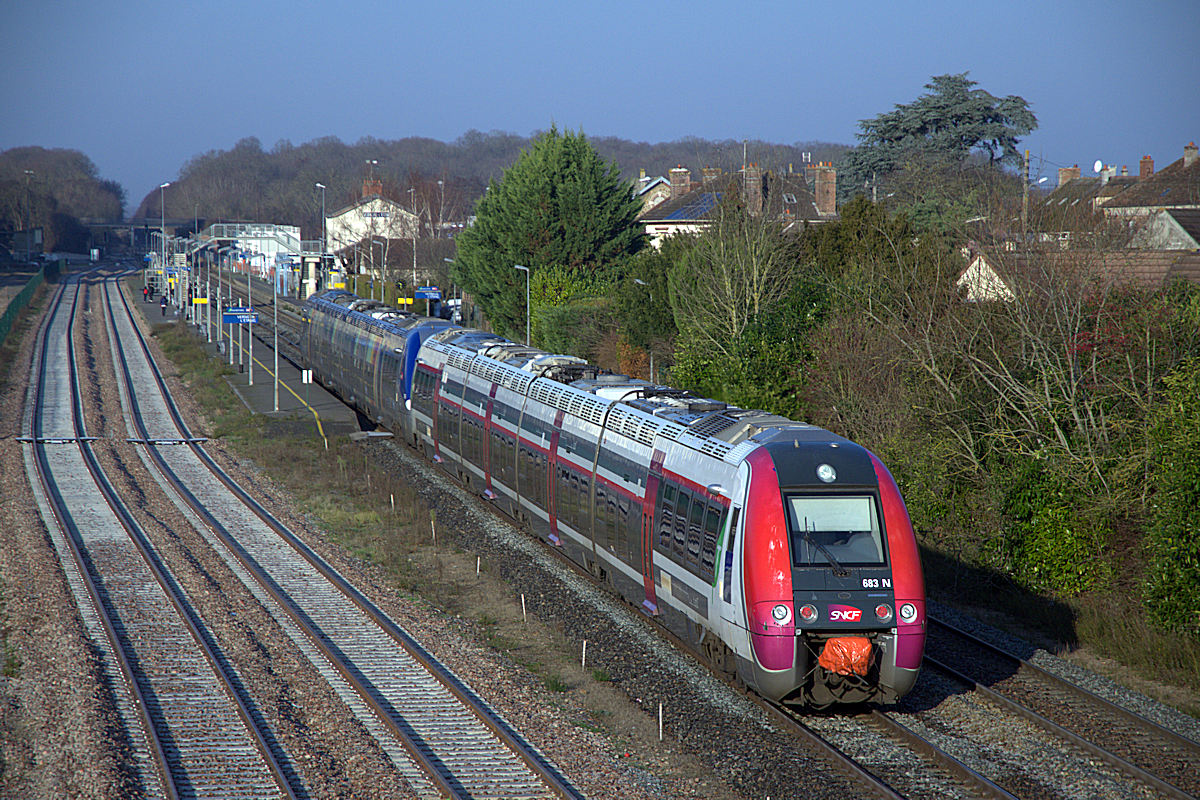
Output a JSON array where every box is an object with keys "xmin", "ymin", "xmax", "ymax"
[{"xmin": 453, "ymin": 126, "xmax": 644, "ymax": 339}]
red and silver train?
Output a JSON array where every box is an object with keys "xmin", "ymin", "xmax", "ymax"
[{"xmin": 301, "ymin": 290, "xmax": 925, "ymax": 706}]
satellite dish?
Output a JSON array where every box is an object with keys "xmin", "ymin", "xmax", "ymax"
[{"xmin": 1093, "ymin": 159, "xmax": 1104, "ymax": 174}]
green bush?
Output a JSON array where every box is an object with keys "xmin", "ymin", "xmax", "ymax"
[
  {"xmin": 1144, "ymin": 357, "xmax": 1200, "ymax": 636},
  {"xmin": 992, "ymin": 459, "xmax": 1112, "ymax": 597}
]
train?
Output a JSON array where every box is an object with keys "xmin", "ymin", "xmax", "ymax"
[{"xmin": 300, "ymin": 289, "xmax": 925, "ymax": 707}]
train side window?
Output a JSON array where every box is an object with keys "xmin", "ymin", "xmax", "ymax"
[
  {"xmin": 672, "ymin": 490, "xmax": 690, "ymax": 559},
  {"xmin": 722, "ymin": 508, "xmax": 740, "ymax": 603},
  {"xmin": 700, "ymin": 504, "xmax": 721, "ymax": 583},
  {"xmin": 686, "ymin": 496, "xmax": 705, "ymax": 572},
  {"xmin": 657, "ymin": 484, "xmax": 676, "ymax": 553}
]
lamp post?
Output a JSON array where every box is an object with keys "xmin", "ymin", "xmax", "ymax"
[
  {"xmin": 160, "ymin": 182, "xmax": 170, "ymax": 303},
  {"xmin": 24, "ymin": 170, "xmax": 33, "ymax": 263},
  {"xmin": 315, "ymin": 182, "xmax": 326, "ymax": 293},
  {"xmin": 513, "ymin": 264, "xmax": 530, "ymax": 346},
  {"xmin": 437, "ymin": 179, "xmax": 444, "ymax": 238},
  {"xmin": 634, "ymin": 278, "xmax": 654, "ymax": 382},
  {"xmin": 443, "ymin": 257, "xmax": 458, "ymax": 323},
  {"xmin": 374, "ymin": 239, "xmax": 385, "ymax": 302},
  {"xmin": 408, "ymin": 186, "xmax": 417, "ymax": 310}
]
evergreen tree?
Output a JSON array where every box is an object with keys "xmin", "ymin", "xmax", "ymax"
[
  {"xmin": 452, "ymin": 126, "xmax": 645, "ymax": 339},
  {"xmin": 838, "ymin": 73, "xmax": 1037, "ymax": 201}
]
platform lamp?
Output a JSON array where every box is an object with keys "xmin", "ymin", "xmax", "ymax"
[
  {"xmin": 634, "ymin": 278, "xmax": 654, "ymax": 383},
  {"xmin": 160, "ymin": 182, "xmax": 170, "ymax": 304},
  {"xmin": 315, "ymin": 182, "xmax": 326, "ymax": 292}
]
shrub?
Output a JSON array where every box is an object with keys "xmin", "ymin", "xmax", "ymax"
[{"xmin": 1144, "ymin": 357, "xmax": 1200, "ymax": 636}]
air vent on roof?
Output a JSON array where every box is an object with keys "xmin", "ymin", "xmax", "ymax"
[{"xmin": 688, "ymin": 412, "xmax": 739, "ymax": 438}]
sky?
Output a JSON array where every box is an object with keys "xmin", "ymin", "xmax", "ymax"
[{"xmin": 3, "ymin": 0, "xmax": 1196, "ymax": 215}]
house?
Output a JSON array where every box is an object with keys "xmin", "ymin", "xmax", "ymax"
[
  {"xmin": 634, "ymin": 170, "xmax": 672, "ymax": 214},
  {"xmin": 1103, "ymin": 142, "xmax": 1200, "ymax": 217},
  {"xmin": 1130, "ymin": 208, "xmax": 1200, "ymax": 250},
  {"xmin": 325, "ymin": 179, "xmax": 419, "ymax": 264},
  {"xmin": 638, "ymin": 164, "xmax": 835, "ymax": 248},
  {"xmin": 956, "ymin": 246, "xmax": 1200, "ymax": 301}
]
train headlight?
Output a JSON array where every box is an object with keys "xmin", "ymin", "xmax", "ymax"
[
  {"xmin": 874, "ymin": 603, "xmax": 893, "ymax": 622},
  {"xmin": 771, "ymin": 604, "xmax": 792, "ymax": 625},
  {"xmin": 816, "ymin": 463, "xmax": 837, "ymax": 483},
  {"xmin": 899, "ymin": 602, "xmax": 918, "ymax": 623},
  {"xmin": 798, "ymin": 604, "xmax": 818, "ymax": 623}
]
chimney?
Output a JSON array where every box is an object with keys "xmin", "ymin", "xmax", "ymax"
[
  {"xmin": 1058, "ymin": 164, "xmax": 1081, "ymax": 187},
  {"xmin": 1120, "ymin": 165, "xmax": 1129, "ymax": 176},
  {"xmin": 1139, "ymin": 155, "xmax": 1154, "ymax": 178},
  {"xmin": 668, "ymin": 165, "xmax": 691, "ymax": 199},
  {"xmin": 814, "ymin": 163, "xmax": 837, "ymax": 216},
  {"xmin": 362, "ymin": 178, "xmax": 382, "ymax": 199},
  {"xmin": 1185, "ymin": 142, "xmax": 1199, "ymax": 168},
  {"xmin": 742, "ymin": 163, "xmax": 764, "ymax": 214}
]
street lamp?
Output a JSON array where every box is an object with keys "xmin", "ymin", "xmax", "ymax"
[
  {"xmin": 160, "ymin": 182, "xmax": 170, "ymax": 303},
  {"xmin": 315, "ymin": 182, "xmax": 326, "ymax": 293},
  {"xmin": 513, "ymin": 264, "xmax": 530, "ymax": 346},
  {"xmin": 24, "ymin": 170, "xmax": 33, "ymax": 262},
  {"xmin": 634, "ymin": 278, "xmax": 655, "ymax": 382},
  {"xmin": 409, "ymin": 186, "xmax": 417, "ymax": 310},
  {"xmin": 374, "ymin": 239, "xmax": 385, "ymax": 302}
]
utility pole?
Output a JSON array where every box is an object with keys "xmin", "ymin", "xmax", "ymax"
[{"xmin": 1021, "ymin": 149, "xmax": 1030, "ymax": 238}]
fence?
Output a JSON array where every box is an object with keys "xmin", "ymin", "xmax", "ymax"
[{"xmin": 0, "ymin": 261, "xmax": 60, "ymax": 348}]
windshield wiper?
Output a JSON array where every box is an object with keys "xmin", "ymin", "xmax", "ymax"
[{"xmin": 802, "ymin": 519, "xmax": 851, "ymax": 577}]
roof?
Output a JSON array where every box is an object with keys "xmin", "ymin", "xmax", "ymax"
[
  {"xmin": 639, "ymin": 170, "xmax": 822, "ymax": 223},
  {"xmin": 1103, "ymin": 152, "xmax": 1200, "ymax": 210},
  {"xmin": 1165, "ymin": 208, "xmax": 1200, "ymax": 245},
  {"xmin": 960, "ymin": 248, "xmax": 1200, "ymax": 295}
]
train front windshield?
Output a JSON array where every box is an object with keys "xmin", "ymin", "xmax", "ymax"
[{"xmin": 786, "ymin": 495, "xmax": 886, "ymax": 567}]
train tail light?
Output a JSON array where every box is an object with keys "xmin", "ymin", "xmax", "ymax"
[
  {"xmin": 874, "ymin": 603, "xmax": 893, "ymax": 622},
  {"xmin": 798, "ymin": 604, "xmax": 818, "ymax": 623}
]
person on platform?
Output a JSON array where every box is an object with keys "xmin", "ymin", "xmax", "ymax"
[{"xmin": 160, "ymin": 295, "xmax": 167, "ymax": 316}]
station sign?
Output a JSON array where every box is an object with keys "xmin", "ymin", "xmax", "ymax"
[
  {"xmin": 223, "ymin": 306, "xmax": 258, "ymax": 324},
  {"xmin": 415, "ymin": 286, "xmax": 441, "ymax": 300}
]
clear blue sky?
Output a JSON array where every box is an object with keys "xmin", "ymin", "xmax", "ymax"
[{"xmin": 3, "ymin": 0, "xmax": 1195, "ymax": 214}]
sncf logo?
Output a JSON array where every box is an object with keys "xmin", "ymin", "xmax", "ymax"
[{"xmin": 828, "ymin": 605, "xmax": 862, "ymax": 622}]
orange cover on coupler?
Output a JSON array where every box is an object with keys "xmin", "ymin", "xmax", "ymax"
[{"xmin": 818, "ymin": 636, "xmax": 873, "ymax": 676}]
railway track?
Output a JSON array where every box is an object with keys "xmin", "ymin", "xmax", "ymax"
[
  {"xmin": 109, "ymin": 270, "xmax": 582, "ymax": 799},
  {"xmin": 923, "ymin": 615, "xmax": 1200, "ymax": 799},
  {"xmin": 141, "ymin": 268, "xmax": 1200, "ymax": 799},
  {"xmin": 22, "ymin": 271, "xmax": 293, "ymax": 799}
]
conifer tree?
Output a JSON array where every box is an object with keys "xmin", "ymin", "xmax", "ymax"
[{"xmin": 453, "ymin": 126, "xmax": 644, "ymax": 338}]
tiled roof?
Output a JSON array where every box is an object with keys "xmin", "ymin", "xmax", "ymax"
[
  {"xmin": 1104, "ymin": 154, "xmax": 1200, "ymax": 209},
  {"xmin": 961, "ymin": 248, "xmax": 1200, "ymax": 294},
  {"xmin": 1164, "ymin": 208, "xmax": 1200, "ymax": 245},
  {"xmin": 639, "ymin": 171, "xmax": 822, "ymax": 223}
]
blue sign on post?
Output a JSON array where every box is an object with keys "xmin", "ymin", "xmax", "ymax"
[
  {"xmin": 222, "ymin": 306, "xmax": 259, "ymax": 324},
  {"xmin": 415, "ymin": 286, "xmax": 441, "ymax": 300}
]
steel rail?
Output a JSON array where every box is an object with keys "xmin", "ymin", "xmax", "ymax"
[
  {"xmin": 26, "ymin": 275, "xmax": 178, "ymax": 800},
  {"xmin": 929, "ymin": 616, "xmax": 1200, "ymax": 755},
  {"xmin": 98, "ymin": 276, "xmax": 301, "ymax": 797},
  {"xmin": 866, "ymin": 709, "xmax": 1019, "ymax": 800},
  {"xmin": 923, "ymin": 654, "xmax": 1194, "ymax": 800},
  {"xmin": 113, "ymin": 273, "xmax": 580, "ymax": 800}
]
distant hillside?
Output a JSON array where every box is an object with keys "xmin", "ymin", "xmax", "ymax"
[
  {"xmin": 133, "ymin": 132, "xmax": 849, "ymax": 240},
  {"xmin": 0, "ymin": 146, "xmax": 126, "ymax": 254}
]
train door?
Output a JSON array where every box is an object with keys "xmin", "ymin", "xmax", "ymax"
[
  {"xmin": 378, "ymin": 347, "xmax": 401, "ymax": 427},
  {"xmin": 639, "ymin": 449, "xmax": 665, "ymax": 615},
  {"xmin": 717, "ymin": 461, "xmax": 751, "ymax": 647}
]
